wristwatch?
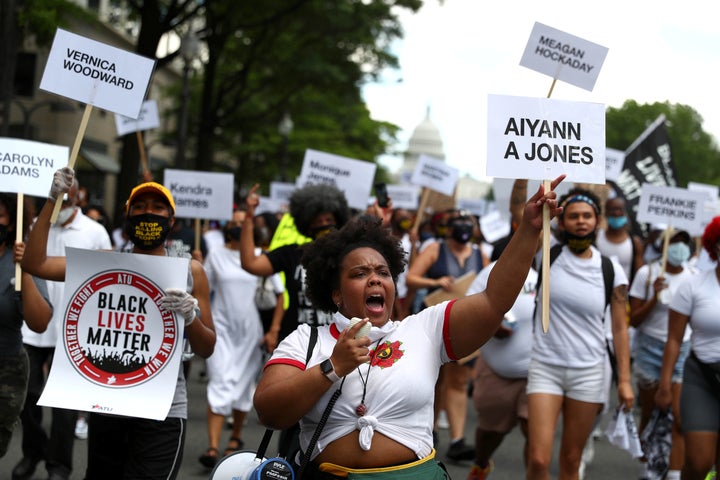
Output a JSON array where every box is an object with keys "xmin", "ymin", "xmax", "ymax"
[{"xmin": 320, "ymin": 358, "xmax": 341, "ymax": 383}]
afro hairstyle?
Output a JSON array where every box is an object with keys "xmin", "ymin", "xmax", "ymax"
[
  {"xmin": 300, "ymin": 216, "xmax": 407, "ymax": 313},
  {"xmin": 289, "ymin": 184, "xmax": 350, "ymax": 237}
]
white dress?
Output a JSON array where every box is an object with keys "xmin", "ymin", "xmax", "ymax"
[{"xmin": 204, "ymin": 246, "xmax": 264, "ymax": 415}]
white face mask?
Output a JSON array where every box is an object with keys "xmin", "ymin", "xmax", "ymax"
[
  {"xmin": 666, "ymin": 242, "xmax": 690, "ymax": 267},
  {"xmin": 56, "ymin": 206, "xmax": 76, "ymax": 225}
]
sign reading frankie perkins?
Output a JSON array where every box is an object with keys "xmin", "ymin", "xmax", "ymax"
[
  {"xmin": 163, "ymin": 169, "xmax": 234, "ymax": 221},
  {"xmin": 40, "ymin": 29, "xmax": 156, "ymax": 119},
  {"xmin": 636, "ymin": 184, "xmax": 705, "ymax": 233},
  {"xmin": 520, "ymin": 22, "xmax": 608, "ymax": 92},
  {"xmin": 0, "ymin": 138, "xmax": 69, "ymax": 197},
  {"xmin": 486, "ymin": 94, "xmax": 606, "ymax": 184}
]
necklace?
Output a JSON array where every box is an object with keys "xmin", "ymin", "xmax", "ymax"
[
  {"xmin": 355, "ymin": 337, "xmax": 384, "ymax": 417},
  {"xmin": 355, "ymin": 359, "xmax": 372, "ymax": 416}
]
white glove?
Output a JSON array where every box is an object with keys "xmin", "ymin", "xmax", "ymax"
[
  {"xmin": 49, "ymin": 167, "xmax": 75, "ymax": 203},
  {"xmin": 161, "ymin": 288, "xmax": 199, "ymax": 326}
]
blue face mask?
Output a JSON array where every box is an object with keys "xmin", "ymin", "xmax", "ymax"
[
  {"xmin": 606, "ymin": 215, "xmax": 628, "ymax": 230},
  {"xmin": 666, "ymin": 242, "xmax": 691, "ymax": 267}
]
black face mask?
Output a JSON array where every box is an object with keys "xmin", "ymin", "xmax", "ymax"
[
  {"xmin": 450, "ymin": 222, "xmax": 474, "ymax": 244},
  {"xmin": 124, "ymin": 214, "xmax": 171, "ymax": 251},
  {"xmin": 562, "ymin": 230, "xmax": 596, "ymax": 253},
  {"xmin": 0, "ymin": 224, "xmax": 8, "ymax": 246},
  {"xmin": 226, "ymin": 226, "xmax": 242, "ymax": 242}
]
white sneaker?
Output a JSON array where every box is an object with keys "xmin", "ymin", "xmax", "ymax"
[
  {"xmin": 437, "ymin": 410, "xmax": 449, "ymax": 430},
  {"xmin": 75, "ymin": 416, "xmax": 88, "ymax": 440}
]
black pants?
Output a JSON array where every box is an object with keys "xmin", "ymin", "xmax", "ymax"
[
  {"xmin": 85, "ymin": 413, "xmax": 186, "ymax": 480},
  {"xmin": 19, "ymin": 344, "xmax": 77, "ymax": 477}
]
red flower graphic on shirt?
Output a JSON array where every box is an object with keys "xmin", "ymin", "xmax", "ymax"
[{"xmin": 369, "ymin": 340, "xmax": 404, "ymax": 368}]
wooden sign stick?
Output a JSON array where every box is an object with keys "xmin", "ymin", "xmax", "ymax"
[{"xmin": 50, "ymin": 103, "xmax": 93, "ymax": 223}]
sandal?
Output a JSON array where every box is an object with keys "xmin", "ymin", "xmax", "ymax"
[
  {"xmin": 199, "ymin": 447, "xmax": 219, "ymax": 468},
  {"xmin": 224, "ymin": 437, "xmax": 245, "ymax": 456}
]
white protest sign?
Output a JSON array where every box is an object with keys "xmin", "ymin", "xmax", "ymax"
[
  {"xmin": 256, "ymin": 196, "xmax": 287, "ymax": 215},
  {"xmin": 458, "ymin": 198, "xmax": 489, "ymax": 217},
  {"xmin": 40, "ymin": 29, "xmax": 155, "ymax": 118},
  {"xmin": 636, "ymin": 184, "xmax": 705, "ymax": 233},
  {"xmin": 486, "ymin": 94, "xmax": 606, "ymax": 184},
  {"xmin": 164, "ymin": 169, "xmax": 234, "ymax": 221},
  {"xmin": 688, "ymin": 181, "xmax": 720, "ymax": 229},
  {"xmin": 270, "ymin": 181, "xmax": 296, "ymax": 204},
  {"xmin": 479, "ymin": 209, "xmax": 512, "ymax": 243},
  {"xmin": 0, "ymin": 138, "xmax": 69, "ymax": 197},
  {"xmin": 296, "ymin": 149, "xmax": 377, "ymax": 211},
  {"xmin": 605, "ymin": 147, "xmax": 625, "ymax": 183},
  {"xmin": 410, "ymin": 154, "xmax": 459, "ymax": 197},
  {"xmin": 520, "ymin": 22, "xmax": 609, "ymax": 92},
  {"xmin": 386, "ymin": 184, "xmax": 420, "ymax": 210},
  {"xmin": 114, "ymin": 99, "xmax": 160, "ymax": 136},
  {"xmin": 38, "ymin": 248, "xmax": 188, "ymax": 420}
]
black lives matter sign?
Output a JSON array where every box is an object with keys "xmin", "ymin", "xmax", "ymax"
[{"xmin": 64, "ymin": 271, "xmax": 178, "ymax": 387}]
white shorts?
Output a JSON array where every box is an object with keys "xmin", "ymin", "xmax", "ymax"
[{"xmin": 526, "ymin": 358, "xmax": 608, "ymax": 404}]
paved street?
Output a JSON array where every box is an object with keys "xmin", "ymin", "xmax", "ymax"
[{"xmin": 3, "ymin": 356, "xmax": 640, "ymax": 479}]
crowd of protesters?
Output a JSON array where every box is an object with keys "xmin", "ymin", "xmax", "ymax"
[{"xmin": 3, "ymin": 170, "xmax": 720, "ymax": 480}]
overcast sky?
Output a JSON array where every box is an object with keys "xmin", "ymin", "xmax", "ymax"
[{"xmin": 362, "ymin": 0, "xmax": 720, "ymax": 182}]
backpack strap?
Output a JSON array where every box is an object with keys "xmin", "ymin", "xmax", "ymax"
[
  {"xmin": 600, "ymin": 254, "xmax": 615, "ymax": 310},
  {"xmin": 257, "ymin": 327, "xmax": 318, "ymax": 461},
  {"xmin": 534, "ymin": 245, "xmax": 615, "ymax": 328},
  {"xmin": 306, "ymin": 326, "xmax": 318, "ymax": 366},
  {"xmin": 534, "ymin": 243, "xmax": 563, "ymax": 297}
]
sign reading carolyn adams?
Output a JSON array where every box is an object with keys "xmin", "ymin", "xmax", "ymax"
[
  {"xmin": 486, "ymin": 94, "xmax": 605, "ymax": 184},
  {"xmin": 40, "ymin": 28, "xmax": 155, "ymax": 119},
  {"xmin": 520, "ymin": 22, "xmax": 608, "ymax": 92},
  {"xmin": 38, "ymin": 248, "xmax": 189, "ymax": 420},
  {"xmin": 0, "ymin": 138, "xmax": 68, "ymax": 196}
]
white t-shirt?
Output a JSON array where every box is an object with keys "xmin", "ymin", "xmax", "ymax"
[
  {"xmin": 467, "ymin": 261, "xmax": 536, "ymax": 378},
  {"xmin": 204, "ymin": 246, "xmax": 265, "ymax": 412},
  {"xmin": 267, "ymin": 305, "xmax": 453, "ymax": 461},
  {"xmin": 629, "ymin": 262, "xmax": 695, "ymax": 342},
  {"xmin": 595, "ymin": 229, "xmax": 634, "ymax": 280},
  {"xmin": 22, "ymin": 209, "xmax": 112, "ymax": 347},
  {"xmin": 532, "ymin": 246, "xmax": 628, "ymax": 368},
  {"xmin": 203, "ymin": 229, "xmax": 225, "ymax": 252},
  {"xmin": 670, "ymin": 269, "xmax": 720, "ymax": 363}
]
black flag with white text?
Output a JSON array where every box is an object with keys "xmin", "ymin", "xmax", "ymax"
[{"xmin": 609, "ymin": 114, "xmax": 678, "ymax": 238}]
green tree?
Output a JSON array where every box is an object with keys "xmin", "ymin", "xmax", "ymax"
[
  {"xmin": 606, "ymin": 100, "xmax": 720, "ymax": 186},
  {"xmin": 192, "ymin": 0, "xmax": 421, "ymax": 192}
]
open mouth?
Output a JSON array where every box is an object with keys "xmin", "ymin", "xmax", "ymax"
[{"xmin": 365, "ymin": 294, "xmax": 385, "ymax": 314}]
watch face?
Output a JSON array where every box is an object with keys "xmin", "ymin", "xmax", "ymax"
[{"xmin": 320, "ymin": 359, "xmax": 333, "ymax": 375}]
